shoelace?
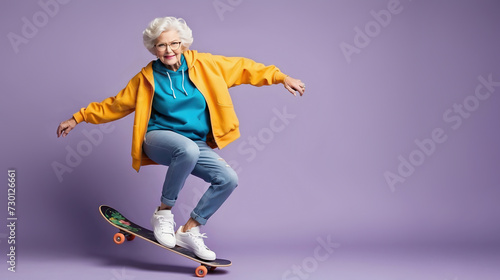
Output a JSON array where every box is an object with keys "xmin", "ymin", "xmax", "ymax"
[
  {"xmin": 157, "ymin": 216, "xmax": 176, "ymax": 234},
  {"xmin": 189, "ymin": 232, "xmax": 210, "ymax": 249}
]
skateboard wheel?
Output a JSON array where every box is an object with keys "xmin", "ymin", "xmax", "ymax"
[
  {"xmin": 195, "ymin": 265, "xmax": 208, "ymax": 278},
  {"xmin": 209, "ymin": 266, "xmax": 217, "ymax": 272},
  {"xmin": 126, "ymin": 234, "xmax": 135, "ymax": 241},
  {"xmin": 113, "ymin": 232, "xmax": 126, "ymax": 245}
]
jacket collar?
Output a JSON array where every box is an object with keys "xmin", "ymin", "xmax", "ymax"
[
  {"xmin": 141, "ymin": 50, "xmax": 197, "ymax": 87},
  {"xmin": 141, "ymin": 61, "xmax": 155, "ymax": 87}
]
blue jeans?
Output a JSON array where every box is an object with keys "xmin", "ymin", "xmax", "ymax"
[{"xmin": 143, "ymin": 130, "xmax": 238, "ymax": 225}]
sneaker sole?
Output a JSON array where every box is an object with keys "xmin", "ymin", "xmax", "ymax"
[{"xmin": 176, "ymin": 239, "xmax": 215, "ymax": 261}]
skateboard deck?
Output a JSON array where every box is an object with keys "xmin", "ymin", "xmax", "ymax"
[{"xmin": 99, "ymin": 205, "xmax": 231, "ymax": 277}]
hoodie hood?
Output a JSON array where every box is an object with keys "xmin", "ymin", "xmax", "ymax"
[
  {"xmin": 182, "ymin": 49, "xmax": 198, "ymax": 69},
  {"xmin": 152, "ymin": 54, "xmax": 190, "ymax": 99}
]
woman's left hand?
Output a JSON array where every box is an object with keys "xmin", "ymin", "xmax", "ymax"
[{"xmin": 283, "ymin": 76, "xmax": 306, "ymax": 96}]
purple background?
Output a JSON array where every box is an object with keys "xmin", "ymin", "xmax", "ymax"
[{"xmin": 1, "ymin": 0, "xmax": 499, "ymax": 279}]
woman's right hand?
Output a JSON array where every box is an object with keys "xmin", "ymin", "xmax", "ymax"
[{"xmin": 57, "ymin": 117, "xmax": 78, "ymax": 138}]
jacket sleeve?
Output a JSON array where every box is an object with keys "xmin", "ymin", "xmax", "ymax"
[
  {"xmin": 72, "ymin": 74, "xmax": 141, "ymax": 124},
  {"xmin": 209, "ymin": 55, "xmax": 288, "ymax": 88}
]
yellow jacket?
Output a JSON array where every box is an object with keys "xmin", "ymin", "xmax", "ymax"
[{"xmin": 73, "ymin": 50, "xmax": 288, "ymax": 171}]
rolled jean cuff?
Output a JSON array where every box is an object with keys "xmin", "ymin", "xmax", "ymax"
[
  {"xmin": 190, "ymin": 211, "xmax": 208, "ymax": 226},
  {"xmin": 161, "ymin": 196, "xmax": 176, "ymax": 207}
]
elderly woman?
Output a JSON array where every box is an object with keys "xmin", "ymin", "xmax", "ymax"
[{"xmin": 56, "ymin": 17, "xmax": 305, "ymax": 260}]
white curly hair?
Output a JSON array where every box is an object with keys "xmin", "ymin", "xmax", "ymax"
[{"xmin": 143, "ymin": 17, "xmax": 193, "ymax": 55}]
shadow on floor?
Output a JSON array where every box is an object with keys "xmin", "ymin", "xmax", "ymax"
[{"xmin": 93, "ymin": 252, "xmax": 230, "ymax": 277}]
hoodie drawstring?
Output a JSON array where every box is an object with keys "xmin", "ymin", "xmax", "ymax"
[
  {"xmin": 165, "ymin": 70, "xmax": 189, "ymax": 99},
  {"xmin": 166, "ymin": 72, "xmax": 176, "ymax": 99},
  {"xmin": 181, "ymin": 70, "xmax": 188, "ymax": 96}
]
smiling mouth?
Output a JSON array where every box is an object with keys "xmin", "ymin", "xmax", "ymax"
[{"xmin": 164, "ymin": 55, "xmax": 176, "ymax": 59}]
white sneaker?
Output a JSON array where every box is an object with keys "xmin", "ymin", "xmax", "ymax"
[
  {"xmin": 176, "ymin": 226, "xmax": 216, "ymax": 261},
  {"xmin": 151, "ymin": 208, "xmax": 176, "ymax": 248}
]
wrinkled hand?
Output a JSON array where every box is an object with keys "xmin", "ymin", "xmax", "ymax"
[
  {"xmin": 283, "ymin": 76, "xmax": 306, "ymax": 96},
  {"xmin": 57, "ymin": 117, "xmax": 77, "ymax": 138}
]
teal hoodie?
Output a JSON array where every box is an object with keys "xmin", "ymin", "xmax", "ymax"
[{"xmin": 147, "ymin": 55, "xmax": 211, "ymax": 141}]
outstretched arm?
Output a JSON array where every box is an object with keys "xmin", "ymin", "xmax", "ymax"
[
  {"xmin": 55, "ymin": 70, "xmax": 145, "ymax": 139},
  {"xmin": 211, "ymin": 55, "xmax": 306, "ymax": 96}
]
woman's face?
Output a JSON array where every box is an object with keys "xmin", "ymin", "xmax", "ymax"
[{"xmin": 155, "ymin": 30, "xmax": 183, "ymax": 71}]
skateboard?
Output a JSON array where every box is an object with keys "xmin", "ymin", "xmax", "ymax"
[{"xmin": 99, "ymin": 205, "xmax": 231, "ymax": 278}]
